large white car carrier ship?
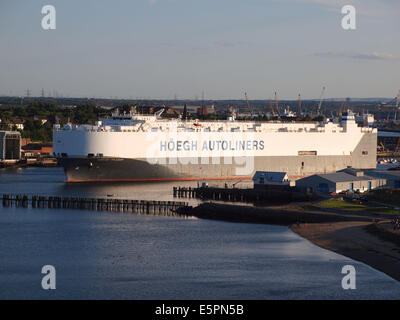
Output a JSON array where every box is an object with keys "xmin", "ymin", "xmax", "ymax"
[{"xmin": 53, "ymin": 111, "xmax": 377, "ymax": 182}]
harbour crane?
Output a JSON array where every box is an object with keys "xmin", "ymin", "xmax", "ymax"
[
  {"xmin": 274, "ymin": 92, "xmax": 279, "ymax": 116},
  {"xmin": 395, "ymin": 137, "xmax": 400, "ymax": 153},
  {"xmin": 394, "ymin": 89, "xmax": 400, "ymax": 121},
  {"xmin": 298, "ymin": 94, "xmax": 302, "ymax": 116},
  {"xmin": 244, "ymin": 92, "xmax": 254, "ymax": 119},
  {"xmin": 339, "ymin": 100, "xmax": 346, "ymax": 117},
  {"xmin": 317, "ymin": 86, "xmax": 326, "ymax": 114},
  {"xmin": 269, "ymin": 99, "xmax": 276, "ymax": 116},
  {"xmin": 379, "ymin": 141, "xmax": 389, "ymax": 153}
]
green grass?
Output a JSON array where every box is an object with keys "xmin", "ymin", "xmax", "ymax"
[
  {"xmin": 367, "ymin": 189, "xmax": 400, "ymax": 207},
  {"xmin": 317, "ymin": 199, "xmax": 400, "ymax": 215}
]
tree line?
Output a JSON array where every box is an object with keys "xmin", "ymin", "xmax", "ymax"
[{"xmin": 0, "ymin": 102, "xmax": 110, "ymax": 142}]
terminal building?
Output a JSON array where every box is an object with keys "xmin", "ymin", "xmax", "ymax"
[
  {"xmin": 366, "ymin": 170, "xmax": 400, "ymax": 189},
  {"xmin": 295, "ymin": 167, "xmax": 386, "ymax": 194},
  {"xmin": 0, "ymin": 131, "xmax": 21, "ymax": 160}
]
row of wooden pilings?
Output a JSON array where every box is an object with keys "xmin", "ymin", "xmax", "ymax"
[
  {"xmin": 173, "ymin": 186, "xmax": 314, "ymax": 203},
  {"xmin": 173, "ymin": 186, "xmax": 247, "ymax": 202},
  {"xmin": 1, "ymin": 194, "xmax": 191, "ymax": 217},
  {"xmin": 173, "ymin": 187, "xmax": 198, "ymax": 198}
]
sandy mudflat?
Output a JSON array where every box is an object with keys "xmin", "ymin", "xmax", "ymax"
[
  {"xmin": 187, "ymin": 202, "xmax": 400, "ymax": 281},
  {"xmin": 292, "ymin": 221, "xmax": 400, "ymax": 281}
]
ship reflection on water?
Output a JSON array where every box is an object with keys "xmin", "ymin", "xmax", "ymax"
[{"xmin": 0, "ymin": 167, "xmax": 252, "ymax": 205}]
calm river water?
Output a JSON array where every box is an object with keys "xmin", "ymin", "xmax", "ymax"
[{"xmin": 0, "ymin": 167, "xmax": 399, "ymax": 299}]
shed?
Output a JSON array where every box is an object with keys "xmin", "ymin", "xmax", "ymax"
[
  {"xmin": 252, "ymin": 171, "xmax": 290, "ymax": 190},
  {"xmin": 296, "ymin": 170, "xmax": 386, "ymax": 193},
  {"xmin": 366, "ymin": 170, "xmax": 400, "ymax": 189}
]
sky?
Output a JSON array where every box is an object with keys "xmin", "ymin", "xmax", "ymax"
[{"xmin": 0, "ymin": 0, "xmax": 399, "ymax": 100}]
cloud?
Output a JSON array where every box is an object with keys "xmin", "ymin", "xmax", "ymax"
[{"xmin": 314, "ymin": 51, "xmax": 400, "ymax": 61}]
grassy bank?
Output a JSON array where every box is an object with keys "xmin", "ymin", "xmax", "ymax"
[
  {"xmin": 367, "ymin": 189, "xmax": 400, "ymax": 207},
  {"xmin": 317, "ymin": 199, "xmax": 399, "ymax": 215}
]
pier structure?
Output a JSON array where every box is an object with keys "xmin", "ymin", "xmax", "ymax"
[
  {"xmin": 0, "ymin": 194, "xmax": 191, "ymax": 217},
  {"xmin": 173, "ymin": 186, "xmax": 315, "ymax": 203}
]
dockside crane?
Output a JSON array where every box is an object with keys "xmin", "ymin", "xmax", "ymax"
[
  {"xmin": 395, "ymin": 137, "xmax": 400, "ymax": 153},
  {"xmin": 269, "ymin": 99, "xmax": 276, "ymax": 116},
  {"xmin": 339, "ymin": 99, "xmax": 346, "ymax": 117},
  {"xmin": 379, "ymin": 141, "xmax": 389, "ymax": 153},
  {"xmin": 394, "ymin": 89, "xmax": 400, "ymax": 121},
  {"xmin": 317, "ymin": 86, "xmax": 326, "ymax": 115},
  {"xmin": 298, "ymin": 94, "xmax": 302, "ymax": 116},
  {"xmin": 274, "ymin": 92, "xmax": 279, "ymax": 116},
  {"xmin": 244, "ymin": 92, "xmax": 254, "ymax": 119}
]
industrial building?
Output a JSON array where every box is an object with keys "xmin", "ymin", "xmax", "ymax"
[
  {"xmin": 21, "ymin": 143, "xmax": 53, "ymax": 157},
  {"xmin": 295, "ymin": 168, "xmax": 386, "ymax": 193},
  {"xmin": 366, "ymin": 170, "xmax": 400, "ymax": 189},
  {"xmin": 252, "ymin": 171, "xmax": 291, "ymax": 190},
  {"xmin": 0, "ymin": 131, "xmax": 21, "ymax": 160}
]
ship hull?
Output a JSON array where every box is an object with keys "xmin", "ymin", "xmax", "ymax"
[
  {"xmin": 54, "ymin": 116, "xmax": 377, "ymax": 182},
  {"xmin": 59, "ymin": 131, "xmax": 376, "ymax": 182}
]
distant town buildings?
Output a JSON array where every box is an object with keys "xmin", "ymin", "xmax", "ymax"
[
  {"xmin": 33, "ymin": 116, "xmax": 48, "ymax": 125},
  {"xmin": 355, "ymin": 113, "xmax": 375, "ymax": 127},
  {"xmin": 0, "ymin": 131, "xmax": 21, "ymax": 160},
  {"xmin": 21, "ymin": 143, "xmax": 53, "ymax": 158},
  {"xmin": 59, "ymin": 105, "xmax": 77, "ymax": 109}
]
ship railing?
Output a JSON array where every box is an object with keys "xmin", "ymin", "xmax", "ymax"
[
  {"xmin": 54, "ymin": 123, "xmax": 342, "ymax": 134},
  {"xmin": 360, "ymin": 127, "xmax": 375, "ymax": 133}
]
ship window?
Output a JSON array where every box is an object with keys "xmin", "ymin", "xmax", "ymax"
[
  {"xmin": 298, "ymin": 151, "xmax": 317, "ymax": 156},
  {"xmin": 362, "ymin": 151, "xmax": 368, "ymax": 155}
]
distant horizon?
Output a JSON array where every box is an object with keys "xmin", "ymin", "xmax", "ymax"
[{"xmin": 0, "ymin": 95, "xmax": 397, "ymax": 102}]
